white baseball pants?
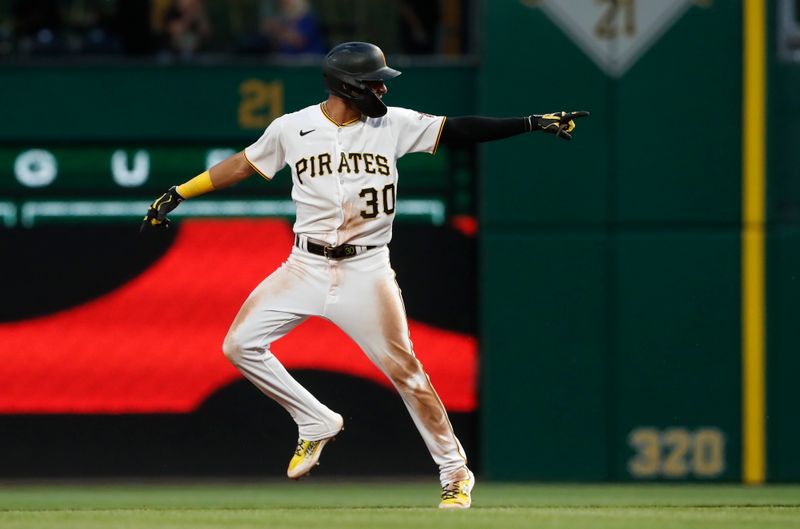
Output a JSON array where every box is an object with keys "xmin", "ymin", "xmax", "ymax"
[{"xmin": 222, "ymin": 243, "xmax": 469, "ymax": 485}]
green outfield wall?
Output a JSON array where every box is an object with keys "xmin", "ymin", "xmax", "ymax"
[
  {"xmin": 0, "ymin": 65, "xmax": 474, "ymax": 142},
  {"xmin": 479, "ymin": 0, "xmax": 799, "ymax": 483},
  {"xmin": 767, "ymin": 1, "xmax": 800, "ymax": 483}
]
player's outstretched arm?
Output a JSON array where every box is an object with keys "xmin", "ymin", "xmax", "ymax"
[
  {"xmin": 140, "ymin": 151, "xmax": 254, "ymax": 231},
  {"xmin": 440, "ymin": 110, "xmax": 589, "ymax": 144}
]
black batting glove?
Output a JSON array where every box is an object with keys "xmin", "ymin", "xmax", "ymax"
[
  {"xmin": 140, "ymin": 186, "xmax": 184, "ymax": 232},
  {"xmin": 528, "ymin": 111, "xmax": 590, "ymax": 141}
]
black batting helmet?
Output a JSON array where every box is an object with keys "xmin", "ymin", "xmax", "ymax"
[{"xmin": 323, "ymin": 42, "xmax": 401, "ymax": 118}]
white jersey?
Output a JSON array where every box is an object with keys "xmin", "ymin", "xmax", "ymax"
[{"xmin": 244, "ymin": 103, "xmax": 445, "ymax": 247}]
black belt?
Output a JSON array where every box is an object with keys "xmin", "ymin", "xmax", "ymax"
[{"xmin": 295, "ymin": 236, "xmax": 375, "ymax": 259}]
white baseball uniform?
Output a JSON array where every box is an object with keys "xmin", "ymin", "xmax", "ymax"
[{"xmin": 222, "ymin": 103, "xmax": 469, "ymax": 486}]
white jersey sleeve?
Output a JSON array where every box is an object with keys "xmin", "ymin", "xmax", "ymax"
[
  {"xmin": 244, "ymin": 116, "xmax": 287, "ymax": 180},
  {"xmin": 387, "ymin": 107, "xmax": 446, "ymax": 158}
]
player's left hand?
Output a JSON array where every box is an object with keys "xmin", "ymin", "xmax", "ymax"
[
  {"xmin": 531, "ymin": 111, "xmax": 590, "ymax": 141},
  {"xmin": 140, "ymin": 186, "xmax": 184, "ymax": 232}
]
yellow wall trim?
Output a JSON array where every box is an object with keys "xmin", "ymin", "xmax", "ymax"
[{"xmin": 742, "ymin": 0, "xmax": 766, "ymax": 485}]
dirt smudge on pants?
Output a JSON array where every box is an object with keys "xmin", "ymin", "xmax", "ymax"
[{"xmin": 377, "ymin": 278, "xmax": 450, "ymax": 442}]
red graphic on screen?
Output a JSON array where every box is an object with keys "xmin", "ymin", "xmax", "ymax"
[{"xmin": 0, "ymin": 220, "xmax": 477, "ymax": 414}]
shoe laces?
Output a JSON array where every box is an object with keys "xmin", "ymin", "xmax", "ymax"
[
  {"xmin": 294, "ymin": 439, "xmax": 318, "ymax": 458},
  {"xmin": 441, "ymin": 480, "xmax": 466, "ymax": 500}
]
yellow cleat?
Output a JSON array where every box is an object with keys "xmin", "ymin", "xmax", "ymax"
[
  {"xmin": 286, "ymin": 418, "xmax": 343, "ymax": 480},
  {"xmin": 438, "ymin": 470, "xmax": 475, "ymax": 509}
]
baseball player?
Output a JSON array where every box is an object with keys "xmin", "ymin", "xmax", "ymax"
[{"xmin": 142, "ymin": 41, "xmax": 587, "ymax": 509}]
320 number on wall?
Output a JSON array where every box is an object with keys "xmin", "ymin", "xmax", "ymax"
[{"xmin": 627, "ymin": 427, "xmax": 726, "ymax": 479}]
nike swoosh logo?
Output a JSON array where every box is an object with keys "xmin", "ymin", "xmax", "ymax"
[{"xmin": 299, "ymin": 129, "xmax": 315, "ymax": 136}]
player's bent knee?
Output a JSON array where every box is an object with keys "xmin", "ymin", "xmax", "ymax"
[
  {"xmin": 223, "ymin": 326, "xmax": 275, "ymax": 365},
  {"xmin": 222, "ymin": 332, "xmax": 245, "ymax": 364}
]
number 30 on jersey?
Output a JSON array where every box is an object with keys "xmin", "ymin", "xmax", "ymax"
[{"xmin": 360, "ymin": 184, "xmax": 396, "ymax": 219}]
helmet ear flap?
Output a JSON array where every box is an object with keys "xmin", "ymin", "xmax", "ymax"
[
  {"xmin": 323, "ymin": 73, "xmax": 361, "ymax": 101},
  {"xmin": 342, "ymin": 81, "xmax": 361, "ymax": 98}
]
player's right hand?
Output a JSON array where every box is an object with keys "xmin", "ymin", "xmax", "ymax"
[
  {"xmin": 140, "ymin": 186, "xmax": 184, "ymax": 232},
  {"xmin": 532, "ymin": 111, "xmax": 590, "ymax": 141}
]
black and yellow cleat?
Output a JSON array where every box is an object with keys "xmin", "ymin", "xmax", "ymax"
[
  {"xmin": 439, "ymin": 470, "xmax": 475, "ymax": 509},
  {"xmin": 286, "ymin": 415, "xmax": 344, "ymax": 480}
]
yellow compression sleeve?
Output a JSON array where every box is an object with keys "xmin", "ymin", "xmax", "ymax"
[{"xmin": 176, "ymin": 171, "xmax": 215, "ymax": 199}]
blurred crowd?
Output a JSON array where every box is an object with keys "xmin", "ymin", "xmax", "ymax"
[{"xmin": 0, "ymin": 0, "xmax": 466, "ymax": 59}]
